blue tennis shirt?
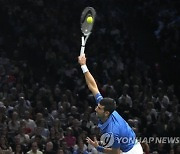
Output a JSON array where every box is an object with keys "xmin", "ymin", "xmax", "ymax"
[{"xmin": 95, "ymin": 93, "xmax": 136, "ymax": 152}]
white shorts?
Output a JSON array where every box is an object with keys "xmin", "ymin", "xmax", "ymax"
[{"xmin": 122, "ymin": 142, "xmax": 143, "ymax": 154}]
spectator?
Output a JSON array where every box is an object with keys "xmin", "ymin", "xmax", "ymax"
[
  {"xmin": 26, "ymin": 141, "xmax": 43, "ymax": 154},
  {"xmin": 56, "ymin": 148, "xmax": 65, "ymax": 154},
  {"xmin": 15, "ymin": 126, "xmax": 30, "ymax": 147},
  {"xmin": 118, "ymin": 84, "xmax": 133, "ymax": 108},
  {"xmin": 24, "ymin": 111, "xmax": 37, "ymax": 135},
  {"xmin": 64, "ymin": 127, "xmax": 76, "ymax": 150},
  {"xmin": 73, "ymin": 139, "xmax": 88, "ymax": 154},
  {"xmin": 0, "ymin": 135, "xmax": 13, "ymax": 153},
  {"xmin": 13, "ymin": 144, "xmax": 24, "ymax": 154},
  {"xmin": 44, "ymin": 141, "xmax": 56, "ymax": 154},
  {"xmin": 8, "ymin": 111, "xmax": 20, "ymax": 133},
  {"xmin": 14, "ymin": 93, "xmax": 32, "ymax": 118}
]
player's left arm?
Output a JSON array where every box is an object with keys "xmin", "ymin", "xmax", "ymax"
[
  {"xmin": 86, "ymin": 136, "xmax": 121, "ymax": 154},
  {"xmin": 103, "ymin": 148, "xmax": 121, "ymax": 154}
]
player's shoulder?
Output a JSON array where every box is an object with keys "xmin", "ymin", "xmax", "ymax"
[
  {"xmin": 108, "ymin": 111, "xmax": 124, "ymax": 131},
  {"xmin": 111, "ymin": 111, "xmax": 124, "ymax": 123}
]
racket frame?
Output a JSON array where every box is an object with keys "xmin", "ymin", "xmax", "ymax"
[{"xmin": 80, "ymin": 7, "xmax": 96, "ymax": 56}]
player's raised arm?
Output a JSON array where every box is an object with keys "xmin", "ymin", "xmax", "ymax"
[{"xmin": 78, "ymin": 54, "xmax": 99, "ymax": 96}]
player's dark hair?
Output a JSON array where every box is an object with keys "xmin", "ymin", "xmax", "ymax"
[{"xmin": 99, "ymin": 98, "xmax": 116, "ymax": 114}]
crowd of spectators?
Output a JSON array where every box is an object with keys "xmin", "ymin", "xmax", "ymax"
[
  {"xmin": 0, "ymin": 0, "xmax": 179, "ymax": 154},
  {"xmin": 130, "ymin": 0, "xmax": 180, "ymax": 88}
]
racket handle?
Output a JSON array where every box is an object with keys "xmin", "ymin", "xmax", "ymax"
[
  {"xmin": 80, "ymin": 36, "xmax": 85, "ymax": 56},
  {"xmin": 80, "ymin": 46, "xmax": 85, "ymax": 56},
  {"xmin": 81, "ymin": 36, "xmax": 85, "ymax": 46}
]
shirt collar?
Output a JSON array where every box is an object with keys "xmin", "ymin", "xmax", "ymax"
[{"xmin": 98, "ymin": 111, "xmax": 117, "ymax": 130}]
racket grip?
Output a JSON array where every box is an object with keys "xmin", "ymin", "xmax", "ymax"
[
  {"xmin": 80, "ymin": 46, "xmax": 85, "ymax": 56},
  {"xmin": 81, "ymin": 37, "xmax": 85, "ymax": 46}
]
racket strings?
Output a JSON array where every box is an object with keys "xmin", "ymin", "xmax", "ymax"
[
  {"xmin": 81, "ymin": 11, "xmax": 93, "ymax": 24},
  {"xmin": 80, "ymin": 7, "xmax": 96, "ymax": 36}
]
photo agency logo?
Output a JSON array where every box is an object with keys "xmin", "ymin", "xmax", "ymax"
[
  {"xmin": 118, "ymin": 137, "xmax": 180, "ymax": 144},
  {"xmin": 100, "ymin": 133, "xmax": 115, "ymax": 148},
  {"xmin": 137, "ymin": 137, "xmax": 180, "ymax": 144},
  {"xmin": 100, "ymin": 133, "xmax": 180, "ymax": 145}
]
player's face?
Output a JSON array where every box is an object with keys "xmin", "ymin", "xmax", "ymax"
[{"xmin": 95, "ymin": 104, "xmax": 106, "ymax": 120}]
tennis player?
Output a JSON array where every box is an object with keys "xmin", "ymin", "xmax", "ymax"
[{"xmin": 78, "ymin": 54, "xmax": 143, "ymax": 154}]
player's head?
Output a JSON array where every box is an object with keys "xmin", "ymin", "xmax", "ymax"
[{"xmin": 95, "ymin": 98, "xmax": 116, "ymax": 121}]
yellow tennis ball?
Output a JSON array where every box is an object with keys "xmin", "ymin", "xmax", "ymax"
[{"xmin": 87, "ymin": 16, "xmax": 93, "ymax": 24}]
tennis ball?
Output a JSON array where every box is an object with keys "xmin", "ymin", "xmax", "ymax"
[{"xmin": 87, "ymin": 16, "xmax": 93, "ymax": 24}]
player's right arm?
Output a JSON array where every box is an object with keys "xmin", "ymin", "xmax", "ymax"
[{"xmin": 78, "ymin": 54, "xmax": 99, "ymax": 96}]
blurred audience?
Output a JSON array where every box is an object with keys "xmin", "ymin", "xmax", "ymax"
[{"xmin": 0, "ymin": 0, "xmax": 179, "ymax": 153}]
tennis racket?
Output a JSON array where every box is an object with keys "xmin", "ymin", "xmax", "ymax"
[{"xmin": 80, "ymin": 7, "xmax": 96, "ymax": 56}]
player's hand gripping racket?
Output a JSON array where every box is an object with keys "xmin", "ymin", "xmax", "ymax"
[{"xmin": 80, "ymin": 7, "xmax": 96, "ymax": 56}]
